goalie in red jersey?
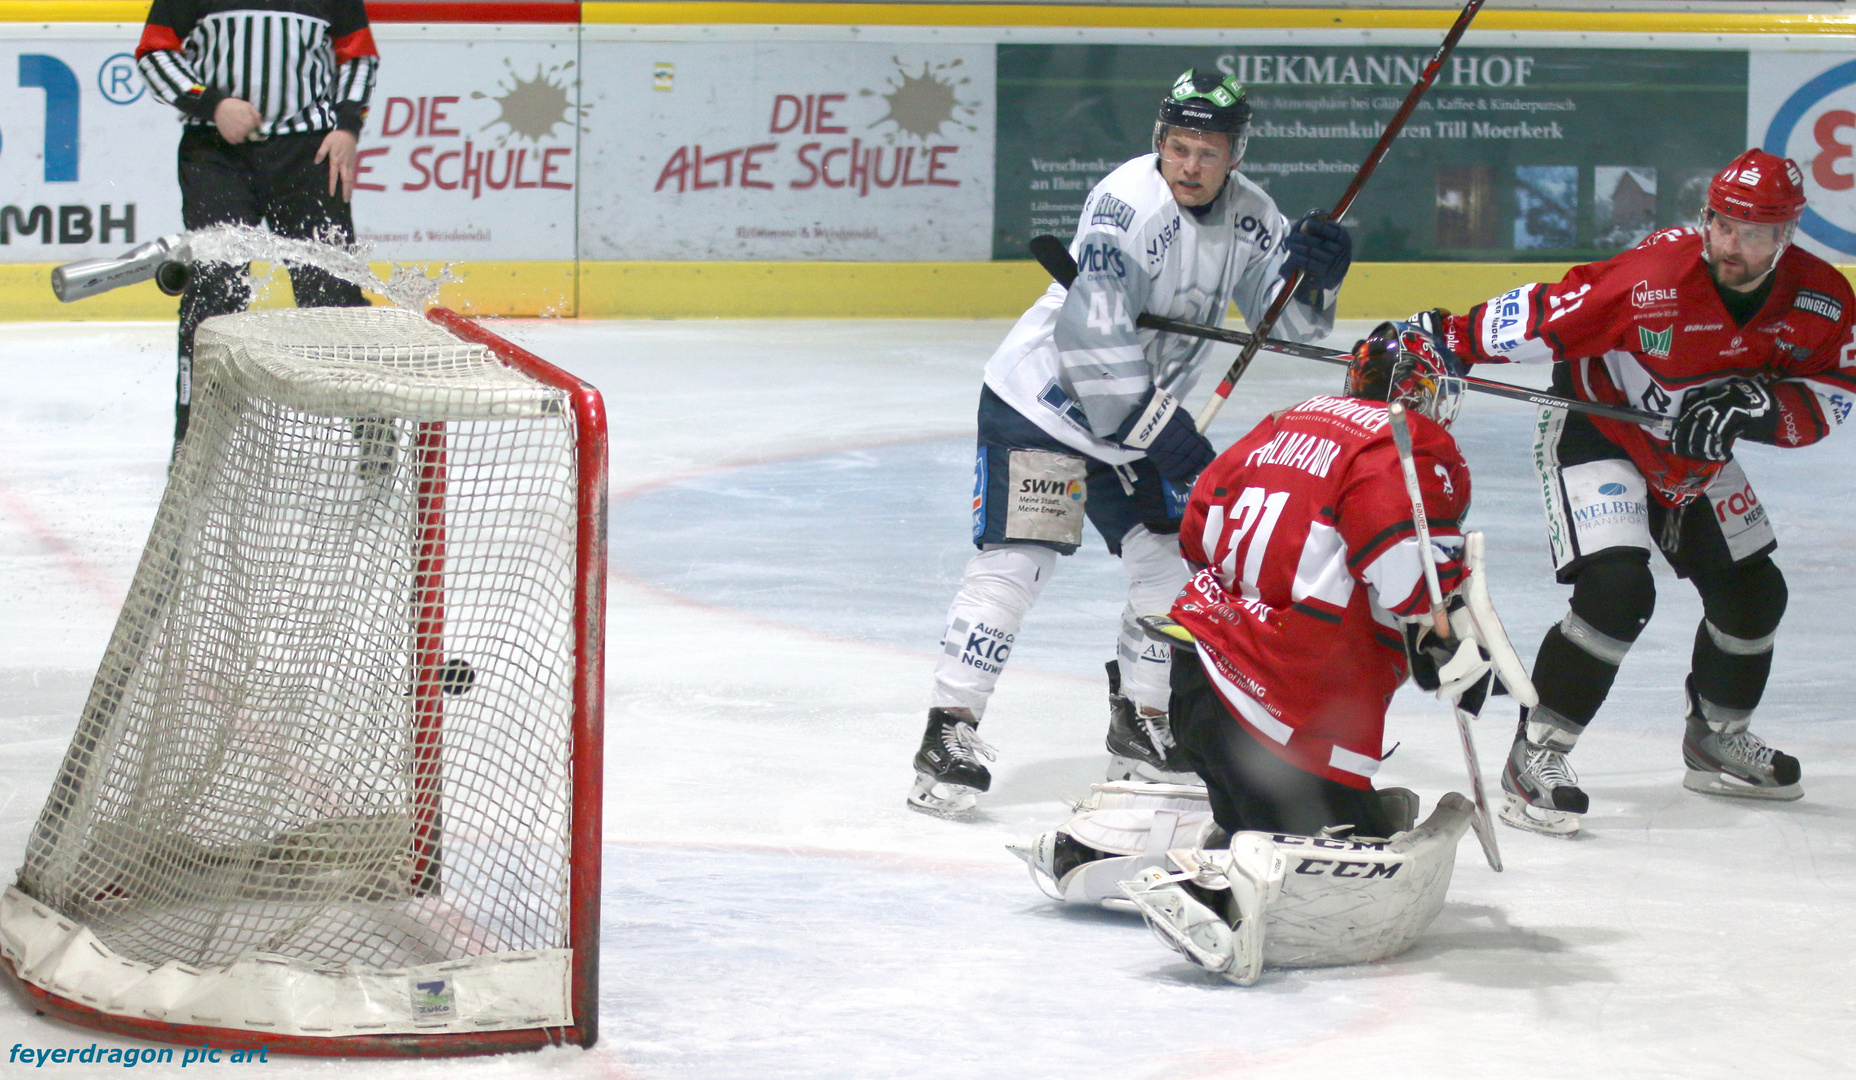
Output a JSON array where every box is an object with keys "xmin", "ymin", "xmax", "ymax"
[
  {"xmin": 1163, "ymin": 322, "xmax": 1505, "ymax": 838},
  {"xmin": 1007, "ymin": 323, "xmax": 1533, "ymax": 985},
  {"xmin": 1433, "ymin": 149, "xmax": 1856, "ymax": 836}
]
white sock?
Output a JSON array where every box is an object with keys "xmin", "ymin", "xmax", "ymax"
[
  {"xmin": 930, "ymin": 544, "xmax": 1058, "ymax": 718},
  {"xmin": 1115, "ymin": 525, "xmax": 1189, "ymax": 713}
]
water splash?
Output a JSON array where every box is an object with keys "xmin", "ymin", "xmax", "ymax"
[{"xmin": 187, "ymin": 224, "xmax": 455, "ymax": 311}]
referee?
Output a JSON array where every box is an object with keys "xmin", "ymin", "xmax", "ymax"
[{"xmin": 136, "ymin": 0, "xmax": 381, "ymax": 447}]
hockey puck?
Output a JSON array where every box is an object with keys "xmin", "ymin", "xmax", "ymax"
[{"xmin": 440, "ymin": 658, "xmax": 476, "ymax": 695}]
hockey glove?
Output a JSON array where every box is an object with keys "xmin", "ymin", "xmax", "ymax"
[
  {"xmin": 1282, "ymin": 211, "xmax": 1352, "ymax": 303},
  {"xmin": 1115, "ymin": 387, "xmax": 1216, "ymax": 483},
  {"xmin": 1670, "ymin": 378, "xmax": 1775, "ymax": 462},
  {"xmin": 1404, "ymin": 602, "xmax": 1497, "ymax": 714}
]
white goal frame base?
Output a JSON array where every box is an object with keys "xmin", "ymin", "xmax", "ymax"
[{"xmin": 0, "ymin": 888, "xmax": 571, "ymax": 1038}]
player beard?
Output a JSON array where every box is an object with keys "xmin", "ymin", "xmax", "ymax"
[{"xmin": 1709, "ymin": 253, "xmax": 1763, "ymax": 291}]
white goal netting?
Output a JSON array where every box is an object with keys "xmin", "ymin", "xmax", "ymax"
[{"xmin": 1, "ymin": 308, "xmax": 590, "ymax": 1040}]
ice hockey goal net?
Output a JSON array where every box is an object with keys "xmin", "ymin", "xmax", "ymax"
[{"xmin": 0, "ymin": 306, "xmax": 605, "ymax": 1055}]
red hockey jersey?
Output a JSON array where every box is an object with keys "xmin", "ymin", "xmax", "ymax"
[
  {"xmin": 1442, "ymin": 228, "xmax": 1856, "ymax": 505},
  {"xmin": 1170, "ymin": 396, "xmax": 1471, "ymax": 789}
]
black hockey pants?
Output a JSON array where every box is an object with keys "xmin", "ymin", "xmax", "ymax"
[
  {"xmin": 174, "ymin": 126, "xmax": 369, "ymax": 447},
  {"xmin": 1169, "ymin": 649, "xmax": 1397, "ymax": 839}
]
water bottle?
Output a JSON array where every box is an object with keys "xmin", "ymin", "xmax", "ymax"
[{"xmin": 51, "ymin": 235, "xmax": 193, "ymax": 302}]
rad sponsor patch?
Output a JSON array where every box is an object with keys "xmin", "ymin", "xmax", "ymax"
[
  {"xmin": 1793, "ymin": 288, "xmax": 1844, "ymax": 323},
  {"xmin": 1703, "ymin": 460, "xmax": 1774, "ymax": 563}
]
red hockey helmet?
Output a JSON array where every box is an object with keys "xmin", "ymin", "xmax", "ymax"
[{"xmin": 1707, "ymin": 149, "xmax": 1806, "ymax": 224}]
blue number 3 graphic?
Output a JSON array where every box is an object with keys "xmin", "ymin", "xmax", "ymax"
[{"xmin": 19, "ymin": 54, "xmax": 80, "ymax": 182}]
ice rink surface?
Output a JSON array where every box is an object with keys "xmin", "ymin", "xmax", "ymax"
[{"xmin": 0, "ymin": 315, "xmax": 1852, "ymax": 1078}]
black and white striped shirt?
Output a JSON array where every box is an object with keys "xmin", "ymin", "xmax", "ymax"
[{"xmin": 137, "ymin": 0, "xmax": 378, "ymax": 137}]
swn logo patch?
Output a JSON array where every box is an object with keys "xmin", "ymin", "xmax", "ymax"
[{"xmin": 1019, "ymin": 478, "xmax": 1083, "ymax": 500}]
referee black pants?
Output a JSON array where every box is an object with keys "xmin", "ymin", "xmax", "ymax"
[
  {"xmin": 1169, "ymin": 649, "xmax": 1396, "ymax": 839},
  {"xmin": 175, "ymin": 126, "xmax": 369, "ymax": 446}
]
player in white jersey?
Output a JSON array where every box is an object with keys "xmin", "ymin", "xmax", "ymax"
[{"xmin": 910, "ymin": 69, "xmax": 1354, "ymax": 818}]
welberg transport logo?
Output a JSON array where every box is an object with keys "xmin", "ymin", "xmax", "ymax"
[{"xmin": 1638, "ymin": 325, "xmax": 1673, "ymax": 358}]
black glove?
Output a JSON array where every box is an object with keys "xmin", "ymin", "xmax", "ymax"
[
  {"xmin": 1670, "ymin": 378, "xmax": 1775, "ymax": 462},
  {"xmin": 1403, "ymin": 617, "xmax": 1453, "ymax": 693},
  {"xmin": 1403, "ymin": 606, "xmax": 1503, "ymax": 715},
  {"xmin": 1282, "ymin": 211, "xmax": 1352, "ymax": 302},
  {"xmin": 1115, "ymin": 388, "xmax": 1215, "ymax": 483}
]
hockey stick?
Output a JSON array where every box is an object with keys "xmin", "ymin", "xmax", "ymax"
[
  {"xmin": 1194, "ymin": 0, "xmax": 1488, "ymax": 432},
  {"xmin": 1028, "ymin": 235, "xmax": 1672, "ymax": 435},
  {"xmin": 1387, "ymin": 403, "xmax": 1502, "ymax": 873}
]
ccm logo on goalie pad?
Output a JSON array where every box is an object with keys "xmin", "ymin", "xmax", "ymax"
[
  {"xmin": 1270, "ymin": 833, "xmax": 1391, "ymax": 852},
  {"xmin": 1292, "ymin": 857, "xmax": 1401, "ymax": 879}
]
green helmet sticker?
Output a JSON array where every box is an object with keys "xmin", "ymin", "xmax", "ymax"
[{"xmin": 1171, "ymin": 70, "xmax": 1245, "ymax": 109}]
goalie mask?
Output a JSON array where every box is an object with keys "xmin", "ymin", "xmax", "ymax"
[
  {"xmin": 1347, "ymin": 321, "xmax": 1466, "ymax": 429},
  {"xmin": 1153, "ymin": 69, "xmax": 1252, "ymax": 163}
]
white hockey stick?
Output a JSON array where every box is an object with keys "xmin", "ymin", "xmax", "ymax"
[{"xmin": 1386, "ymin": 404, "xmax": 1502, "ymax": 872}]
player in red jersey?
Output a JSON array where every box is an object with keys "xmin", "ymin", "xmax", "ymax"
[{"xmin": 1435, "ymin": 149, "xmax": 1856, "ymax": 836}]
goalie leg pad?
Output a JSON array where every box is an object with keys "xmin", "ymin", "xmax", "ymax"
[
  {"xmin": 1007, "ymin": 781, "xmax": 1212, "ymax": 909},
  {"xmin": 1243, "ymin": 793, "xmax": 1474, "ymax": 968}
]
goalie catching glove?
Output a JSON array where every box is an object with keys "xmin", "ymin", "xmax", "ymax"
[
  {"xmin": 1403, "ymin": 532, "xmax": 1537, "ymax": 713},
  {"xmin": 1405, "ymin": 606, "xmax": 1496, "ymax": 714}
]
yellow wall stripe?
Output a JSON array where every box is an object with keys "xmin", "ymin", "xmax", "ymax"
[
  {"xmin": 5, "ymin": 2, "xmax": 1855, "ymax": 33},
  {"xmin": 0, "ymin": 2, "xmax": 148, "ymax": 22},
  {"xmin": 0, "ymin": 262, "xmax": 576, "ymax": 320},
  {"xmin": 583, "ymin": 2, "xmax": 1856, "ymax": 34},
  {"xmin": 22, "ymin": 259, "xmax": 1856, "ymax": 323}
]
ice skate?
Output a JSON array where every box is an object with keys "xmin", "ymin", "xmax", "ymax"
[
  {"xmin": 1681, "ymin": 680, "xmax": 1802, "ymax": 801},
  {"xmin": 1104, "ymin": 661, "xmax": 1199, "ymax": 785},
  {"xmin": 907, "ymin": 708, "xmax": 996, "ymax": 818},
  {"xmin": 1499, "ymin": 718, "xmax": 1588, "ymax": 838}
]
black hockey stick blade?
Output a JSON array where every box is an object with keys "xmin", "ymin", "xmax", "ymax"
[{"xmin": 1028, "ymin": 234, "xmax": 1078, "ymax": 289}]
